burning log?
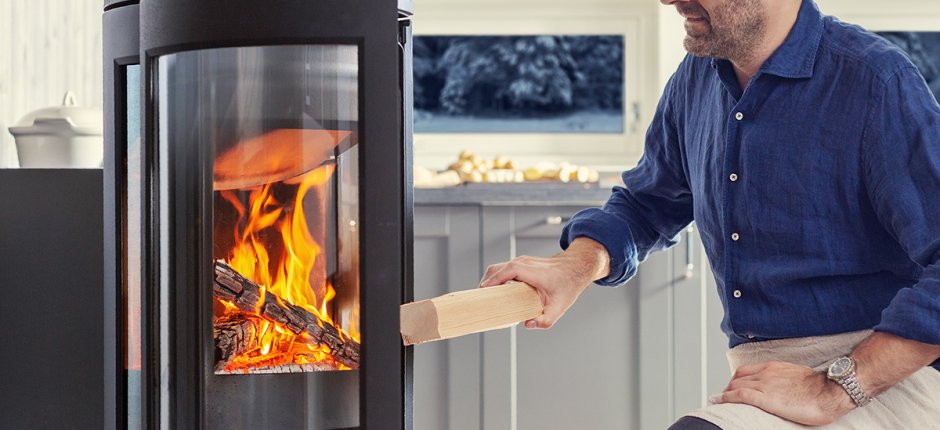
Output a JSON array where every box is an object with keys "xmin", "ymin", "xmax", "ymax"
[
  {"xmin": 214, "ymin": 314, "xmax": 260, "ymax": 372},
  {"xmin": 400, "ymin": 282, "xmax": 544, "ymax": 346},
  {"xmin": 213, "ymin": 260, "xmax": 360, "ymax": 368}
]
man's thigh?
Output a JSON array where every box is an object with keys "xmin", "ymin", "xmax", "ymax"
[{"xmin": 667, "ymin": 416, "xmax": 722, "ymax": 430}]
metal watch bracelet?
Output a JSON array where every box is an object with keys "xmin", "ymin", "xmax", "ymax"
[{"xmin": 838, "ymin": 373, "xmax": 872, "ymax": 407}]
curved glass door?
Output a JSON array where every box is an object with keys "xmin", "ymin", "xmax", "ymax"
[{"xmin": 157, "ymin": 45, "xmax": 360, "ymax": 429}]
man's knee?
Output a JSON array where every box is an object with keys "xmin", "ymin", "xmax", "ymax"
[{"xmin": 667, "ymin": 416, "xmax": 723, "ymax": 430}]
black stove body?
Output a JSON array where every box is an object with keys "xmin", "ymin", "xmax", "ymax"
[{"xmin": 104, "ymin": 0, "xmax": 414, "ymax": 428}]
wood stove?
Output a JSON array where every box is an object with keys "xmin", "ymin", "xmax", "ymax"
[{"xmin": 104, "ymin": 0, "xmax": 414, "ymax": 428}]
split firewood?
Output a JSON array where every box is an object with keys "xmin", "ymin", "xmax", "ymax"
[
  {"xmin": 400, "ymin": 282, "xmax": 544, "ymax": 346},
  {"xmin": 213, "ymin": 260, "xmax": 360, "ymax": 368}
]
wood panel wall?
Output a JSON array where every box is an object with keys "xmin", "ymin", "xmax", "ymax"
[{"xmin": 0, "ymin": 0, "xmax": 103, "ymax": 168}]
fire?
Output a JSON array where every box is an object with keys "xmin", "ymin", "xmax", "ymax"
[{"xmin": 215, "ymin": 162, "xmax": 359, "ymax": 372}]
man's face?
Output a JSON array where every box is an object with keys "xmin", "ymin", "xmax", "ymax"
[{"xmin": 661, "ymin": 0, "xmax": 767, "ymax": 61}]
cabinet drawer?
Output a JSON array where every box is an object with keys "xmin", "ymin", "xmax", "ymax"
[{"xmin": 510, "ymin": 206, "xmax": 591, "ymax": 238}]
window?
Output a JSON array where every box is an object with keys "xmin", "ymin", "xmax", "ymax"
[
  {"xmin": 413, "ymin": 8, "xmax": 653, "ymax": 169},
  {"xmin": 415, "ymin": 35, "xmax": 625, "ymax": 134}
]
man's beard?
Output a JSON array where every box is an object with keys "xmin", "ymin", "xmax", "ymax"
[{"xmin": 679, "ymin": 0, "xmax": 766, "ymax": 62}]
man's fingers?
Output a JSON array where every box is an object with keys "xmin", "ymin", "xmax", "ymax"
[
  {"xmin": 480, "ymin": 263, "xmax": 516, "ymax": 287},
  {"xmin": 524, "ymin": 299, "xmax": 563, "ymax": 330},
  {"xmin": 732, "ymin": 362, "xmax": 769, "ymax": 379},
  {"xmin": 713, "ymin": 388, "xmax": 765, "ymax": 408},
  {"xmin": 723, "ymin": 373, "xmax": 763, "ymax": 392},
  {"xmin": 524, "ymin": 307, "xmax": 556, "ymax": 330},
  {"xmin": 524, "ymin": 314, "xmax": 555, "ymax": 330},
  {"xmin": 724, "ymin": 376, "xmax": 764, "ymax": 394}
]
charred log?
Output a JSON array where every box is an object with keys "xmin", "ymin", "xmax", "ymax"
[
  {"xmin": 213, "ymin": 260, "xmax": 360, "ymax": 368},
  {"xmin": 214, "ymin": 314, "xmax": 260, "ymax": 372}
]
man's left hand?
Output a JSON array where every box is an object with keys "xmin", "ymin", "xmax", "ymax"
[{"xmin": 711, "ymin": 361, "xmax": 856, "ymax": 426}]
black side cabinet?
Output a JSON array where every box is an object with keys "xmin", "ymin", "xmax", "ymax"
[{"xmin": 0, "ymin": 169, "xmax": 103, "ymax": 429}]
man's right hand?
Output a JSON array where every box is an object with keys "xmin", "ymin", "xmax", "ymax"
[{"xmin": 479, "ymin": 237, "xmax": 611, "ymax": 330}]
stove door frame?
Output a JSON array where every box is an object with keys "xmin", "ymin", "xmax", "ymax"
[
  {"xmin": 103, "ymin": 2, "xmax": 141, "ymax": 429},
  {"xmin": 138, "ymin": 1, "xmax": 412, "ymax": 428}
]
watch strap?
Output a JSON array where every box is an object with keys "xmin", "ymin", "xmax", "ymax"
[{"xmin": 837, "ymin": 369, "xmax": 872, "ymax": 407}]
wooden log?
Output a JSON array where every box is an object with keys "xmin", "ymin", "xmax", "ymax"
[
  {"xmin": 400, "ymin": 282, "xmax": 544, "ymax": 346},
  {"xmin": 213, "ymin": 314, "xmax": 343, "ymax": 373},
  {"xmin": 216, "ymin": 362, "xmax": 338, "ymax": 375},
  {"xmin": 213, "ymin": 261, "xmax": 360, "ymax": 368},
  {"xmin": 214, "ymin": 314, "xmax": 260, "ymax": 372}
]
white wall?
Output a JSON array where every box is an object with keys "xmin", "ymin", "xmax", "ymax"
[
  {"xmin": 0, "ymin": 0, "xmax": 104, "ymax": 168},
  {"xmin": 817, "ymin": 0, "xmax": 940, "ymax": 29},
  {"xmin": 657, "ymin": 4, "xmax": 686, "ymax": 93}
]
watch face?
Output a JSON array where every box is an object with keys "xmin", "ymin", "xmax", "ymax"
[{"xmin": 829, "ymin": 357, "xmax": 852, "ymax": 378}]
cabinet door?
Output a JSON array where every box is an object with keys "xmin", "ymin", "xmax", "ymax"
[
  {"xmin": 482, "ymin": 206, "xmax": 640, "ymax": 430},
  {"xmin": 639, "ymin": 225, "xmax": 731, "ymax": 428},
  {"xmin": 413, "ymin": 206, "xmax": 483, "ymax": 430}
]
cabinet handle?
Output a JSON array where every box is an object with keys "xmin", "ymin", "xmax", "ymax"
[
  {"xmin": 683, "ymin": 225, "xmax": 695, "ymax": 280},
  {"xmin": 545, "ymin": 216, "xmax": 571, "ymax": 225}
]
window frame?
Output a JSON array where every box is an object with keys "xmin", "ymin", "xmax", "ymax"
[{"xmin": 413, "ymin": 14, "xmax": 650, "ymax": 169}]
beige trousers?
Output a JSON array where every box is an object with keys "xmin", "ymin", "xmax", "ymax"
[{"xmin": 686, "ymin": 330, "xmax": 940, "ymax": 429}]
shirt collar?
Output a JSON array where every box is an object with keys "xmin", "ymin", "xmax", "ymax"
[{"xmin": 710, "ymin": 0, "xmax": 825, "ymax": 79}]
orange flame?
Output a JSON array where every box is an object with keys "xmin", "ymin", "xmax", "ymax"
[{"xmin": 216, "ymin": 162, "xmax": 358, "ymax": 372}]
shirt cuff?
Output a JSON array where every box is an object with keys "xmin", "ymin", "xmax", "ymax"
[
  {"xmin": 559, "ymin": 207, "xmax": 638, "ymax": 287},
  {"xmin": 873, "ymin": 285, "xmax": 940, "ymax": 346}
]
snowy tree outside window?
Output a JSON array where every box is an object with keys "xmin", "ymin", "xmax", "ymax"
[{"xmin": 414, "ymin": 35, "xmax": 625, "ymax": 133}]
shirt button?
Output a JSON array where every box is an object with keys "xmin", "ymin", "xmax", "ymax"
[
  {"xmin": 735, "ymin": 112, "xmax": 744, "ymax": 121},
  {"xmin": 747, "ymin": 334, "xmax": 755, "ymax": 339},
  {"xmin": 731, "ymin": 232, "xmax": 740, "ymax": 241},
  {"xmin": 729, "ymin": 173, "xmax": 739, "ymax": 182},
  {"xmin": 733, "ymin": 289, "xmax": 742, "ymax": 298}
]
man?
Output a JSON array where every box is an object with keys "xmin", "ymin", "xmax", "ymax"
[{"xmin": 480, "ymin": 0, "xmax": 940, "ymax": 428}]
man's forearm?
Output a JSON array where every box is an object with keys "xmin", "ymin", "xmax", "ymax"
[
  {"xmin": 563, "ymin": 237, "xmax": 611, "ymax": 282},
  {"xmin": 852, "ymin": 331, "xmax": 940, "ymax": 398}
]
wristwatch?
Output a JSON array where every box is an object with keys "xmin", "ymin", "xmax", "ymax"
[{"xmin": 826, "ymin": 356, "xmax": 872, "ymax": 407}]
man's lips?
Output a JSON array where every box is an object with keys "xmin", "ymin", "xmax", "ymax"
[
  {"xmin": 677, "ymin": 6, "xmax": 709, "ymax": 23},
  {"xmin": 681, "ymin": 13, "xmax": 709, "ymax": 32}
]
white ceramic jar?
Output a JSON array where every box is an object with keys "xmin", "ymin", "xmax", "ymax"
[{"xmin": 8, "ymin": 91, "xmax": 104, "ymax": 168}]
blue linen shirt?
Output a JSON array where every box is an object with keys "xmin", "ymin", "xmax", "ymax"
[{"xmin": 561, "ymin": 0, "xmax": 940, "ymax": 369}]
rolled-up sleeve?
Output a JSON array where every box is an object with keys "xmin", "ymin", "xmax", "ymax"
[
  {"xmin": 561, "ymin": 73, "xmax": 694, "ymax": 286},
  {"xmin": 865, "ymin": 66, "xmax": 940, "ymax": 345}
]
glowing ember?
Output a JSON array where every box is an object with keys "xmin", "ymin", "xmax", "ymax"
[{"xmin": 214, "ymin": 161, "xmax": 359, "ymax": 373}]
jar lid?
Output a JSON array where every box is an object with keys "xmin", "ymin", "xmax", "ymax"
[{"xmin": 8, "ymin": 91, "xmax": 103, "ymax": 137}]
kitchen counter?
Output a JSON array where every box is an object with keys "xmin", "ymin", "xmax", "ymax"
[{"xmin": 414, "ymin": 182, "xmax": 612, "ymax": 206}]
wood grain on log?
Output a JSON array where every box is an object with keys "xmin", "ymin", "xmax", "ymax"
[
  {"xmin": 214, "ymin": 314, "xmax": 260, "ymax": 372},
  {"xmin": 400, "ymin": 282, "xmax": 544, "ymax": 346},
  {"xmin": 213, "ymin": 261, "xmax": 360, "ymax": 368}
]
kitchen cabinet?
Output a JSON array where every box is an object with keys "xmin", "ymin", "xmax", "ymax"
[
  {"xmin": 413, "ymin": 192, "xmax": 729, "ymax": 430},
  {"xmin": 493, "ymin": 206, "xmax": 638, "ymax": 430},
  {"xmin": 637, "ymin": 225, "xmax": 730, "ymax": 429},
  {"xmin": 413, "ymin": 206, "xmax": 484, "ymax": 430},
  {"xmin": 0, "ymin": 169, "xmax": 103, "ymax": 429}
]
